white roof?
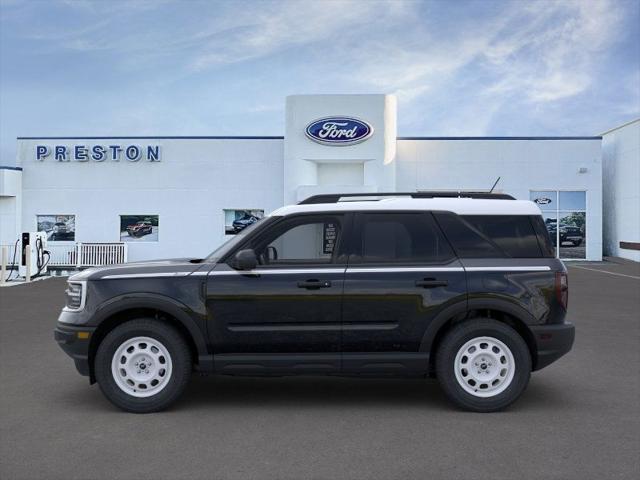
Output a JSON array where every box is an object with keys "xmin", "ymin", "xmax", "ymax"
[{"xmin": 271, "ymin": 198, "xmax": 542, "ymax": 217}]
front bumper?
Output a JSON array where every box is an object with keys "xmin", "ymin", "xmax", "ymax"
[
  {"xmin": 54, "ymin": 323, "xmax": 96, "ymax": 377},
  {"xmin": 530, "ymin": 322, "xmax": 575, "ymax": 371}
]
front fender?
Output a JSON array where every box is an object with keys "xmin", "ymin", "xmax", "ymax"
[{"xmin": 91, "ymin": 293, "xmax": 209, "ymax": 356}]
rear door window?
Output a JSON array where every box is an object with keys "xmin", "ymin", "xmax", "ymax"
[{"xmin": 353, "ymin": 213, "xmax": 455, "ymax": 264}]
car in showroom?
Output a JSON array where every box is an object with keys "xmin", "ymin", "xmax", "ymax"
[
  {"xmin": 126, "ymin": 221, "xmax": 153, "ymax": 238},
  {"xmin": 54, "ymin": 192, "xmax": 574, "ymax": 413},
  {"xmin": 51, "ymin": 221, "xmax": 73, "ymax": 241},
  {"xmin": 559, "ymin": 225, "xmax": 584, "ymax": 246},
  {"xmin": 232, "ymin": 213, "xmax": 261, "ymax": 233},
  {"xmin": 548, "ymin": 223, "xmax": 584, "ymax": 246}
]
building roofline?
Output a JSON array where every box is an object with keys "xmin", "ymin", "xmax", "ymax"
[
  {"xmin": 16, "ymin": 136, "xmax": 285, "ymax": 140},
  {"xmin": 599, "ymin": 118, "xmax": 640, "ymax": 136},
  {"xmin": 0, "ymin": 166, "xmax": 22, "ymax": 171},
  {"xmin": 16, "ymin": 135, "xmax": 602, "ymax": 141},
  {"xmin": 397, "ymin": 136, "xmax": 602, "ymax": 140}
]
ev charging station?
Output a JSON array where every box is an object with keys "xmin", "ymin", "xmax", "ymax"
[{"xmin": 19, "ymin": 231, "xmax": 50, "ymax": 279}]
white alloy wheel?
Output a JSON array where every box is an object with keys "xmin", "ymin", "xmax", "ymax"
[
  {"xmin": 110, "ymin": 336, "xmax": 173, "ymax": 398},
  {"xmin": 453, "ymin": 336, "xmax": 515, "ymax": 398}
]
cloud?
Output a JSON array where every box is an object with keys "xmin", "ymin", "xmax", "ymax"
[
  {"xmin": 189, "ymin": 1, "xmax": 412, "ymax": 70},
  {"xmin": 343, "ymin": 0, "xmax": 630, "ymax": 134},
  {"xmin": 481, "ymin": 0, "xmax": 623, "ymax": 103},
  {"xmin": 0, "ymin": 0, "xmax": 636, "ymax": 161}
]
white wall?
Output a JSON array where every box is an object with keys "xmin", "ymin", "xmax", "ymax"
[
  {"xmin": 602, "ymin": 120, "xmax": 640, "ymax": 262},
  {"xmin": 396, "ymin": 138, "xmax": 603, "ymax": 260},
  {"xmin": 0, "ymin": 168, "xmax": 22, "ymax": 245},
  {"xmin": 17, "ymin": 138, "xmax": 283, "ymax": 261}
]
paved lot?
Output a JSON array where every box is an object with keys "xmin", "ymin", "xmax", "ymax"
[{"xmin": 1, "ymin": 262, "xmax": 639, "ymax": 480}]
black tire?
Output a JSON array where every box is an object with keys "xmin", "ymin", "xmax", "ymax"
[
  {"xmin": 435, "ymin": 318, "xmax": 531, "ymax": 412},
  {"xmin": 94, "ymin": 318, "xmax": 192, "ymax": 413}
]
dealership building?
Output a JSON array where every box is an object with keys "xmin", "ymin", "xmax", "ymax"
[{"xmin": 0, "ymin": 94, "xmax": 638, "ymax": 266}]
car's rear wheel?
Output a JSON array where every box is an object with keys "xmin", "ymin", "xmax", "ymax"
[
  {"xmin": 436, "ymin": 318, "xmax": 531, "ymax": 412},
  {"xmin": 95, "ymin": 319, "xmax": 191, "ymax": 413}
]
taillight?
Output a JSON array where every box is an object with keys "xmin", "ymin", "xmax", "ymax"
[{"xmin": 555, "ymin": 271, "xmax": 568, "ymax": 310}]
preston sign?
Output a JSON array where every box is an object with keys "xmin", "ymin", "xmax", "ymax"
[
  {"xmin": 35, "ymin": 144, "xmax": 161, "ymax": 162},
  {"xmin": 305, "ymin": 117, "xmax": 373, "ymax": 146}
]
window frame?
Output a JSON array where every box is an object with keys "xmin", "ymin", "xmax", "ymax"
[
  {"xmin": 348, "ymin": 211, "xmax": 457, "ymax": 266},
  {"xmin": 529, "ymin": 189, "xmax": 588, "ymax": 260},
  {"xmin": 35, "ymin": 213, "xmax": 77, "ymax": 244}
]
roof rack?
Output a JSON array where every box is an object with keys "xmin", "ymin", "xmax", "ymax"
[{"xmin": 298, "ymin": 191, "xmax": 515, "ymax": 204}]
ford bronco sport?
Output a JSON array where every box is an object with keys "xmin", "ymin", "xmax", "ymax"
[{"xmin": 54, "ymin": 192, "xmax": 574, "ymax": 413}]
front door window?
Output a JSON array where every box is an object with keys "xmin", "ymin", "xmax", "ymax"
[{"xmin": 253, "ymin": 216, "xmax": 343, "ymax": 266}]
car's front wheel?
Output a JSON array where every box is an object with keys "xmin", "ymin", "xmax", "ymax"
[
  {"xmin": 94, "ymin": 319, "xmax": 192, "ymax": 413},
  {"xmin": 436, "ymin": 319, "xmax": 531, "ymax": 412}
]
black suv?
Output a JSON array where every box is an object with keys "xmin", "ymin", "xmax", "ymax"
[{"xmin": 55, "ymin": 193, "xmax": 574, "ymax": 413}]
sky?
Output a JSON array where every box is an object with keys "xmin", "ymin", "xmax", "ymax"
[{"xmin": 0, "ymin": 0, "xmax": 639, "ymax": 165}]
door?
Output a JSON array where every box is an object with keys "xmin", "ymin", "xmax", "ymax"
[
  {"xmin": 206, "ymin": 214, "xmax": 348, "ymax": 373},
  {"xmin": 341, "ymin": 212, "xmax": 467, "ymax": 374}
]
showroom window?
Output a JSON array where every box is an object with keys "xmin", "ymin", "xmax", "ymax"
[
  {"xmin": 224, "ymin": 209, "xmax": 264, "ymax": 235},
  {"xmin": 36, "ymin": 215, "xmax": 76, "ymax": 242},
  {"xmin": 530, "ymin": 191, "xmax": 586, "ymax": 259},
  {"xmin": 119, "ymin": 215, "xmax": 159, "ymax": 242}
]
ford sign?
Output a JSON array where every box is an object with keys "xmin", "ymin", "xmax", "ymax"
[
  {"xmin": 534, "ymin": 197, "xmax": 552, "ymax": 205},
  {"xmin": 305, "ymin": 117, "xmax": 373, "ymax": 146}
]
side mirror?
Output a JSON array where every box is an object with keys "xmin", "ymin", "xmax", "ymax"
[{"xmin": 232, "ymin": 249, "xmax": 257, "ymax": 271}]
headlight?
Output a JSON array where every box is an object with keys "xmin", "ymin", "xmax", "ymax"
[{"xmin": 65, "ymin": 281, "xmax": 86, "ymax": 311}]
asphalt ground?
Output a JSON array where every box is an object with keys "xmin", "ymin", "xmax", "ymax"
[{"xmin": 1, "ymin": 261, "xmax": 639, "ymax": 480}]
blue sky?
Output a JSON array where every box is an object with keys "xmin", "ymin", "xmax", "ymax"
[{"xmin": 1, "ymin": 0, "xmax": 638, "ymax": 165}]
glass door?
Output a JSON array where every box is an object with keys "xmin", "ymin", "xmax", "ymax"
[
  {"xmin": 530, "ymin": 191, "xmax": 586, "ymax": 260},
  {"xmin": 558, "ymin": 192, "xmax": 586, "ymax": 259}
]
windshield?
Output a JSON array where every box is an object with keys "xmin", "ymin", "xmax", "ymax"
[{"xmin": 205, "ymin": 216, "xmax": 276, "ymax": 263}]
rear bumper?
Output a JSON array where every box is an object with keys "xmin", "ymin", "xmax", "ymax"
[
  {"xmin": 54, "ymin": 324, "xmax": 95, "ymax": 377},
  {"xmin": 530, "ymin": 322, "xmax": 575, "ymax": 371}
]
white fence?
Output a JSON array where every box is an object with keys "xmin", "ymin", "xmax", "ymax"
[
  {"xmin": 76, "ymin": 243, "xmax": 128, "ymax": 267},
  {"xmin": 0, "ymin": 242, "xmax": 128, "ymax": 268}
]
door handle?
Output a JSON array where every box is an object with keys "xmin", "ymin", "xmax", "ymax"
[
  {"xmin": 415, "ymin": 278, "xmax": 448, "ymax": 288},
  {"xmin": 297, "ymin": 279, "xmax": 332, "ymax": 289}
]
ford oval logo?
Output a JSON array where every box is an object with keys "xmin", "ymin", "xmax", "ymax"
[
  {"xmin": 305, "ymin": 117, "xmax": 374, "ymax": 146},
  {"xmin": 534, "ymin": 197, "xmax": 552, "ymax": 205}
]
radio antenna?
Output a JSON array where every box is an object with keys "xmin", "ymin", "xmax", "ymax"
[{"xmin": 489, "ymin": 176, "xmax": 501, "ymax": 193}]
